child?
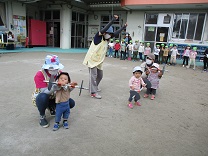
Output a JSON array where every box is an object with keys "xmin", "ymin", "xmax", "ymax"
[
  {"xmin": 167, "ymin": 44, "xmax": 173, "ymax": 65},
  {"xmin": 108, "ymin": 39, "xmax": 114, "ymax": 57},
  {"xmin": 132, "ymin": 40, "xmax": 139, "ymax": 61},
  {"xmin": 153, "ymin": 44, "xmax": 160, "ymax": 63},
  {"xmin": 138, "ymin": 41, "xmax": 144, "ymax": 61},
  {"xmin": 163, "ymin": 46, "xmax": 169, "ymax": 64},
  {"xmin": 144, "ymin": 43, "xmax": 151, "ymax": 61},
  {"xmin": 182, "ymin": 45, "xmax": 191, "ymax": 67},
  {"xmin": 52, "ymin": 72, "xmax": 77, "ymax": 131},
  {"xmin": 170, "ymin": 44, "xmax": 180, "ymax": 66},
  {"xmin": 128, "ymin": 66, "xmax": 146, "ymax": 109},
  {"xmin": 143, "ymin": 63, "xmax": 163, "ymax": 100},
  {"xmin": 159, "ymin": 44, "xmax": 165, "ymax": 64},
  {"xmin": 187, "ymin": 47, "xmax": 197, "ymax": 70},
  {"xmin": 126, "ymin": 40, "xmax": 133, "ymax": 61},
  {"xmin": 120, "ymin": 39, "xmax": 126, "ymax": 60},
  {"xmin": 114, "ymin": 39, "xmax": 121, "ymax": 58}
]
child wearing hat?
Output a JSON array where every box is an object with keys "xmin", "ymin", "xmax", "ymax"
[
  {"xmin": 128, "ymin": 66, "xmax": 146, "ymax": 108},
  {"xmin": 144, "ymin": 43, "xmax": 151, "ymax": 61},
  {"xmin": 120, "ymin": 39, "xmax": 126, "ymax": 60},
  {"xmin": 132, "ymin": 40, "xmax": 139, "ymax": 61},
  {"xmin": 114, "ymin": 39, "xmax": 121, "ymax": 58},
  {"xmin": 153, "ymin": 44, "xmax": 160, "ymax": 63},
  {"xmin": 126, "ymin": 40, "xmax": 133, "ymax": 61},
  {"xmin": 108, "ymin": 39, "xmax": 114, "ymax": 57},
  {"xmin": 33, "ymin": 54, "xmax": 76, "ymax": 128},
  {"xmin": 138, "ymin": 41, "xmax": 144, "ymax": 61},
  {"xmin": 159, "ymin": 44, "xmax": 165, "ymax": 64},
  {"xmin": 144, "ymin": 63, "xmax": 163, "ymax": 100},
  {"xmin": 186, "ymin": 47, "xmax": 197, "ymax": 70},
  {"xmin": 170, "ymin": 44, "xmax": 180, "ymax": 66},
  {"xmin": 167, "ymin": 44, "xmax": 173, "ymax": 65},
  {"xmin": 163, "ymin": 46, "xmax": 169, "ymax": 64},
  {"xmin": 182, "ymin": 45, "xmax": 191, "ymax": 67}
]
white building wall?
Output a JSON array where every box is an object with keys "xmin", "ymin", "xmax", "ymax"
[
  {"xmin": 126, "ymin": 11, "xmax": 145, "ymax": 42},
  {"xmin": 60, "ymin": 5, "xmax": 71, "ymax": 49}
]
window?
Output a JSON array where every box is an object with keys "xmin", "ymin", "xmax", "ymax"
[
  {"xmin": 0, "ymin": 2, "xmax": 7, "ymax": 28},
  {"xmin": 195, "ymin": 13, "xmax": 205, "ymax": 40},
  {"xmin": 145, "ymin": 26, "xmax": 156, "ymax": 41},
  {"xmin": 172, "ymin": 13, "xmax": 206, "ymax": 41},
  {"xmin": 53, "ymin": 10, "xmax": 60, "ymax": 19},
  {"xmin": 186, "ymin": 13, "xmax": 197, "ymax": 39},
  {"xmin": 145, "ymin": 14, "xmax": 158, "ymax": 24},
  {"xmin": 45, "ymin": 11, "xmax": 51, "ymax": 20}
]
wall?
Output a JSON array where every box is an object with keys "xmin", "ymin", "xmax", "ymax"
[{"xmin": 126, "ymin": 11, "xmax": 144, "ymax": 42}]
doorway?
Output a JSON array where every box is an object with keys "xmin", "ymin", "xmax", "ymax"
[
  {"xmin": 46, "ymin": 21, "xmax": 60, "ymax": 47},
  {"xmin": 156, "ymin": 27, "xmax": 169, "ymax": 42},
  {"xmin": 71, "ymin": 22, "xmax": 85, "ymax": 48}
]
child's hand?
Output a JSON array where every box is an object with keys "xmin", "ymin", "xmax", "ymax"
[
  {"xmin": 142, "ymin": 83, "xmax": 147, "ymax": 87},
  {"xmin": 57, "ymin": 81, "xmax": 65, "ymax": 86},
  {"xmin": 70, "ymin": 82, "xmax": 78, "ymax": 88},
  {"xmin": 130, "ymin": 86, "xmax": 134, "ymax": 90}
]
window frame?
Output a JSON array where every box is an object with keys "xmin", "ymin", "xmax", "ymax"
[{"xmin": 171, "ymin": 12, "xmax": 206, "ymax": 42}]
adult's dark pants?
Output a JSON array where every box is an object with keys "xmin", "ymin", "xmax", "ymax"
[
  {"xmin": 143, "ymin": 78, "xmax": 152, "ymax": 90},
  {"xmin": 36, "ymin": 93, "xmax": 75, "ymax": 116}
]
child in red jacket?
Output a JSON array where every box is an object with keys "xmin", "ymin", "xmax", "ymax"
[{"xmin": 114, "ymin": 40, "xmax": 121, "ymax": 58}]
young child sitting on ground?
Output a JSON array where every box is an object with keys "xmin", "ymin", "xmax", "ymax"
[
  {"xmin": 128, "ymin": 66, "xmax": 146, "ymax": 109},
  {"xmin": 52, "ymin": 72, "xmax": 77, "ymax": 131},
  {"xmin": 143, "ymin": 63, "xmax": 163, "ymax": 100}
]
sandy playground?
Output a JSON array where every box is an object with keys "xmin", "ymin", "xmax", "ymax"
[{"xmin": 0, "ymin": 52, "xmax": 208, "ymax": 156}]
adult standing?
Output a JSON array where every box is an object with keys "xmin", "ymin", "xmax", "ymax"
[
  {"xmin": 203, "ymin": 48, "xmax": 208, "ymax": 71},
  {"xmin": 83, "ymin": 15, "xmax": 127, "ymax": 99},
  {"xmin": 33, "ymin": 54, "xmax": 75, "ymax": 128}
]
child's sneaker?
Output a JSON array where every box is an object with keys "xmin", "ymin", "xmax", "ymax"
[
  {"xmin": 63, "ymin": 121, "xmax": 69, "ymax": 129},
  {"xmin": 53, "ymin": 123, "xmax": 60, "ymax": 131},
  {"xmin": 151, "ymin": 95, "xmax": 155, "ymax": 100},
  {"xmin": 91, "ymin": 93, "xmax": 102, "ymax": 99},
  {"xmin": 135, "ymin": 101, "xmax": 141, "ymax": 106},
  {"xmin": 143, "ymin": 94, "xmax": 149, "ymax": 98},
  {"xmin": 128, "ymin": 103, "xmax": 133, "ymax": 109}
]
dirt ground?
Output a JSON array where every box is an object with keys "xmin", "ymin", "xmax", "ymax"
[{"xmin": 0, "ymin": 52, "xmax": 208, "ymax": 156}]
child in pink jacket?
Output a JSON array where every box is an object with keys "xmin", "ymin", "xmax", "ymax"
[{"xmin": 186, "ymin": 47, "xmax": 197, "ymax": 70}]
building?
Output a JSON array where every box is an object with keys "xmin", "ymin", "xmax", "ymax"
[{"xmin": 0, "ymin": 0, "xmax": 208, "ymax": 52}]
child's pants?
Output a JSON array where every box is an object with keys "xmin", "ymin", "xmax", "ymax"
[
  {"xmin": 183, "ymin": 56, "xmax": 189, "ymax": 65},
  {"xmin": 163, "ymin": 56, "xmax": 167, "ymax": 64},
  {"xmin": 108, "ymin": 48, "xmax": 113, "ymax": 56},
  {"xmin": 132, "ymin": 51, "xmax": 138, "ymax": 60},
  {"xmin": 139, "ymin": 52, "xmax": 143, "ymax": 60},
  {"xmin": 55, "ymin": 101, "xmax": 70, "ymax": 123},
  {"xmin": 128, "ymin": 50, "xmax": 132, "ymax": 59},
  {"xmin": 187, "ymin": 58, "xmax": 196, "ymax": 69},
  {"xmin": 170, "ymin": 55, "xmax": 176, "ymax": 64},
  {"xmin": 128, "ymin": 90, "xmax": 140, "ymax": 102},
  {"xmin": 120, "ymin": 51, "xmax": 126, "ymax": 60},
  {"xmin": 114, "ymin": 50, "xmax": 119, "ymax": 58},
  {"xmin": 146, "ymin": 88, "xmax": 156, "ymax": 95}
]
